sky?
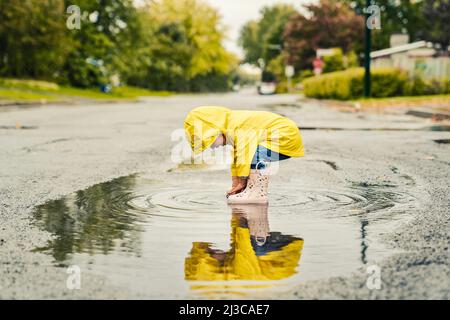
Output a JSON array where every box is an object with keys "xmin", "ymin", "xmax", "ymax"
[{"xmin": 207, "ymin": 0, "xmax": 316, "ymax": 57}]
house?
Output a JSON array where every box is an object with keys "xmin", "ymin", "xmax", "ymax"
[{"xmin": 370, "ymin": 34, "xmax": 450, "ymax": 80}]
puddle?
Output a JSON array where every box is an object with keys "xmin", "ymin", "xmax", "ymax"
[{"xmin": 32, "ymin": 174, "xmax": 417, "ymax": 298}]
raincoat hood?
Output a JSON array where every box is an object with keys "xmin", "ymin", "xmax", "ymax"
[{"xmin": 184, "ymin": 106, "xmax": 230, "ymax": 154}]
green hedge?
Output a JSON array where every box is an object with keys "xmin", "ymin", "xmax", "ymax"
[
  {"xmin": 302, "ymin": 68, "xmax": 410, "ymax": 100},
  {"xmin": 303, "ymin": 68, "xmax": 450, "ymax": 100},
  {"xmin": 403, "ymin": 77, "xmax": 450, "ymax": 96}
]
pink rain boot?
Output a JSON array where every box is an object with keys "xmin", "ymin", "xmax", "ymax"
[
  {"xmin": 229, "ymin": 204, "xmax": 270, "ymax": 245},
  {"xmin": 227, "ymin": 169, "xmax": 269, "ymax": 204}
]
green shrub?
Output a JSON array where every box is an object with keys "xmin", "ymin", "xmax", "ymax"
[
  {"xmin": 345, "ymin": 51, "xmax": 359, "ymax": 68},
  {"xmin": 403, "ymin": 77, "xmax": 450, "ymax": 96},
  {"xmin": 302, "ymin": 68, "xmax": 408, "ymax": 100},
  {"xmin": 298, "ymin": 69, "xmax": 314, "ymax": 80},
  {"xmin": 323, "ymin": 49, "xmax": 345, "ymax": 73},
  {"xmin": 275, "ymin": 81, "xmax": 288, "ymax": 94},
  {"xmin": 302, "ymin": 67, "xmax": 450, "ymax": 100},
  {"xmin": 445, "ymin": 79, "xmax": 450, "ymax": 93}
]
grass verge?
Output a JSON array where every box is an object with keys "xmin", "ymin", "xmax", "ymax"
[
  {"xmin": 353, "ymin": 94, "xmax": 450, "ymax": 110},
  {"xmin": 0, "ymin": 78, "xmax": 172, "ymax": 104}
]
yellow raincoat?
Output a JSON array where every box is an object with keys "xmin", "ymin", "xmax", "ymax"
[
  {"xmin": 184, "ymin": 106, "xmax": 304, "ymax": 177},
  {"xmin": 184, "ymin": 216, "xmax": 304, "ymax": 282}
]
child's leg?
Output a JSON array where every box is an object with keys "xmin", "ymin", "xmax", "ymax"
[
  {"xmin": 250, "ymin": 145, "xmax": 290, "ymax": 170},
  {"xmin": 229, "ymin": 146, "xmax": 291, "ymax": 204}
]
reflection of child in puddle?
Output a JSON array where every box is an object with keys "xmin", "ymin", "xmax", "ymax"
[
  {"xmin": 184, "ymin": 106, "xmax": 304, "ymax": 204},
  {"xmin": 184, "ymin": 205, "xmax": 304, "ymax": 281}
]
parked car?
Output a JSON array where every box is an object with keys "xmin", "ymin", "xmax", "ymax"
[
  {"xmin": 257, "ymin": 81, "xmax": 276, "ymax": 95},
  {"xmin": 257, "ymin": 71, "xmax": 277, "ymax": 95}
]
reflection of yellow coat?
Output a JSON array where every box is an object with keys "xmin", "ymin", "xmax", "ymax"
[
  {"xmin": 184, "ymin": 106, "xmax": 304, "ymax": 177},
  {"xmin": 185, "ymin": 225, "xmax": 303, "ymax": 281}
]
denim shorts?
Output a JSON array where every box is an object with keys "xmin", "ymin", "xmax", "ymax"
[{"xmin": 250, "ymin": 145, "xmax": 290, "ymax": 170}]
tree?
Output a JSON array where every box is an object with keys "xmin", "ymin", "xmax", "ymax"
[
  {"xmin": 283, "ymin": 0, "xmax": 364, "ymax": 70},
  {"xmin": 239, "ymin": 4, "xmax": 296, "ymax": 66},
  {"xmin": 62, "ymin": 0, "xmax": 142, "ymax": 87},
  {"xmin": 0, "ymin": 0, "xmax": 237, "ymax": 92},
  {"xmin": 340, "ymin": 0, "xmax": 426, "ymax": 50},
  {"xmin": 126, "ymin": 0, "xmax": 237, "ymax": 92},
  {"xmin": 420, "ymin": 0, "xmax": 450, "ymax": 55},
  {"xmin": 0, "ymin": 0, "xmax": 71, "ymax": 79},
  {"xmin": 0, "ymin": 0, "xmax": 143, "ymax": 87}
]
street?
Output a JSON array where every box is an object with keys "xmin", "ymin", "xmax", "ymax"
[{"xmin": 0, "ymin": 91, "xmax": 449, "ymax": 299}]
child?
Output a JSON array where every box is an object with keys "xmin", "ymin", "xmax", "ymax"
[{"xmin": 184, "ymin": 106, "xmax": 304, "ymax": 204}]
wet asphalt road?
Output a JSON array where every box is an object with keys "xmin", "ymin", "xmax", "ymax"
[{"xmin": 0, "ymin": 91, "xmax": 449, "ymax": 299}]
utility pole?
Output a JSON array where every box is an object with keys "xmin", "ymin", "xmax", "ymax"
[{"xmin": 364, "ymin": 0, "xmax": 372, "ymax": 98}]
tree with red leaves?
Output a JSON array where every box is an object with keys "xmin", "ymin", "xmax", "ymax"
[{"xmin": 283, "ymin": 0, "xmax": 364, "ymax": 71}]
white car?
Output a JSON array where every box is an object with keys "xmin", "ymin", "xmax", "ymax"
[{"xmin": 258, "ymin": 82, "xmax": 277, "ymax": 95}]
